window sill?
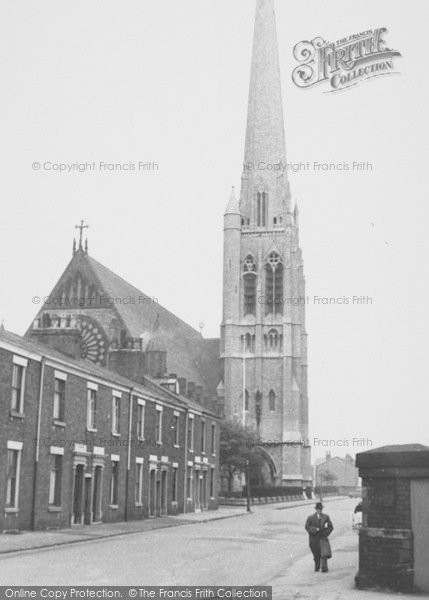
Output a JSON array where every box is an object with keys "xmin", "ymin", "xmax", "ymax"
[
  {"xmin": 10, "ymin": 410, "xmax": 24, "ymax": 419},
  {"xmin": 86, "ymin": 427, "xmax": 97, "ymax": 433},
  {"xmin": 174, "ymin": 444, "xmax": 180, "ymax": 449},
  {"xmin": 111, "ymin": 432, "xmax": 120, "ymax": 438},
  {"xmin": 53, "ymin": 420, "xmax": 66, "ymax": 428},
  {"xmin": 48, "ymin": 506, "xmax": 62, "ymax": 513},
  {"xmin": 135, "ymin": 502, "xmax": 143, "ymax": 508},
  {"xmin": 156, "ymin": 440, "xmax": 162, "ymax": 446},
  {"xmin": 4, "ymin": 508, "xmax": 19, "ymax": 514},
  {"xmin": 109, "ymin": 505, "xmax": 119, "ymax": 510},
  {"xmin": 137, "ymin": 437, "xmax": 145, "ymax": 442}
]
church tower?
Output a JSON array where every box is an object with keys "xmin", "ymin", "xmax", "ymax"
[{"xmin": 221, "ymin": 0, "xmax": 311, "ymax": 487}]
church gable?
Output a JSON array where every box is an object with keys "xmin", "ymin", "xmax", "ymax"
[
  {"xmin": 27, "ymin": 243, "xmax": 221, "ymax": 400},
  {"xmin": 37, "ymin": 251, "xmax": 107, "ymax": 312},
  {"xmin": 27, "ymin": 250, "xmax": 125, "ymax": 367}
]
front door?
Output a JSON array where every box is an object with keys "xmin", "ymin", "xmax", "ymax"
[
  {"xmin": 149, "ymin": 470, "xmax": 156, "ymax": 517},
  {"xmin": 161, "ymin": 471, "xmax": 167, "ymax": 516},
  {"xmin": 84, "ymin": 476, "xmax": 92, "ymax": 525},
  {"xmin": 156, "ymin": 480, "xmax": 161, "ymax": 516},
  {"xmin": 92, "ymin": 466, "xmax": 102, "ymax": 522},
  {"xmin": 72, "ymin": 465, "xmax": 85, "ymax": 524},
  {"xmin": 194, "ymin": 470, "xmax": 201, "ymax": 511},
  {"xmin": 202, "ymin": 471, "xmax": 207, "ymax": 509}
]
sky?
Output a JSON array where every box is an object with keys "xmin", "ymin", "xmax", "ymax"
[{"xmin": 1, "ymin": 0, "xmax": 428, "ymax": 461}]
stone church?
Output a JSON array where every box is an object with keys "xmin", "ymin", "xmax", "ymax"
[
  {"xmin": 221, "ymin": 0, "xmax": 311, "ymax": 487},
  {"xmin": 28, "ymin": 0, "xmax": 311, "ymax": 488},
  {"xmin": 28, "ymin": 233, "xmax": 222, "ymax": 407}
]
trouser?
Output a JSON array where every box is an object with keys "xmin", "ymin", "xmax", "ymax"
[{"xmin": 309, "ymin": 536, "xmax": 328, "ymax": 570}]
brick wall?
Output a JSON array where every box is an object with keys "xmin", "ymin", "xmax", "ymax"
[
  {"xmin": 0, "ymin": 337, "xmax": 220, "ymax": 533},
  {"xmin": 365, "ymin": 478, "xmax": 411, "ymax": 529},
  {"xmin": 0, "ymin": 348, "xmax": 39, "ymax": 532},
  {"xmin": 108, "ymin": 350, "xmax": 146, "ymax": 385},
  {"xmin": 358, "ymin": 528, "xmax": 413, "ymax": 592},
  {"xmin": 355, "ymin": 448, "xmax": 421, "ymax": 593}
]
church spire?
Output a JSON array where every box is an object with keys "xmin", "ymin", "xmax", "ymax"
[
  {"xmin": 225, "ymin": 186, "xmax": 240, "ymax": 215},
  {"xmin": 244, "ymin": 0, "xmax": 286, "ymax": 167},
  {"xmin": 241, "ymin": 0, "xmax": 290, "ymax": 219}
]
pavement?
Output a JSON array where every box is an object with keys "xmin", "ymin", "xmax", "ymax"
[
  {"xmin": 270, "ymin": 524, "xmax": 423, "ymax": 600},
  {"xmin": 0, "ymin": 497, "xmax": 319, "ymax": 555},
  {"xmin": 0, "ymin": 497, "xmax": 424, "ymax": 598}
]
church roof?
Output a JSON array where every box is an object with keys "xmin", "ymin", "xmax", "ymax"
[
  {"xmin": 87, "ymin": 255, "xmax": 201, "ymax": 342},
  {"xmin": 1, "ymin": 328, "xmax": 219, "ymax": 418},
  {"xmin": 87, "ymin": 255, "xmax": 219, "ymax": 394},
  {"xmin": 29, "ymin": 250, "xmax": 221, "ymax": 399}
]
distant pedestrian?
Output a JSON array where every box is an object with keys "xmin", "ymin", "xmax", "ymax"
[{"xmin": 305, "ymin": 502, "xmax": 333, "ymax": 572}]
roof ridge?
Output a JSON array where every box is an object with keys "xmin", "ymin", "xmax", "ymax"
[
  {"xmin": 2, "ymin": 329, "xmax": 220, "ymax": 415},
  {"xmin": 87, "ymin": 255, "xmax": 152, "ymax": 301},
  {"xmin": 87, "ymin": 254, "xmax": 202, "ymax": 338}
]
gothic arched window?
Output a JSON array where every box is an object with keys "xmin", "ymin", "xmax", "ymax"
[
  {"xmin": 243, "ymin": 255, "xmax": 257, "ymax": 316},
  {"xmin": 269, "ymin": 389, "xmax": 276, "ymax": 412},
  {"xmin": 244, "ymin": 389, "xmax": 249, "ymax": 412},
  {"xmin": 265, "ymin": 328, "xmax": 279, "ymax": 350},
  {"xmin": 255, "ymin": 391, "xmax": 262, "ymax": 428},
  {"xmin": 256, "ymin": 191, "xmax": 267, "ymax": 227},
  {"xmin": 265, "ymin": 251, "xmax": 284, "ymax": 315},
  {"xmin": 241, "ymin": 333, "xmax": 255, "ymax": 353}
]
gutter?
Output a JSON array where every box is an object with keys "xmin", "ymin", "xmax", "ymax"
[
  {"xmin": 124, "ymin": 387, "xmax": 134, "ymax": 522},
  {"xmin": 32, "ymin": 356, "xmax": 46, "ymax": 531},
  {"xmin": 183, "ymin": 408, "xmax": 189, "ymax": 514}
]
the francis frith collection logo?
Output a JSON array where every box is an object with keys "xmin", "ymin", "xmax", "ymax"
[{"xmin": 292, "ymin": 28, "xmax": 401, "ymax": 92}]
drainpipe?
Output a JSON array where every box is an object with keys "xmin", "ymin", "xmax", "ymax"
[
  {"xmin": 32, "ymin": 356, "xmax": 46, "ymax": 531},
  {"xmin": 242, "ymin": 356, "xmax": 246, "ymax": 427},
  {"xmin": 124, "ymin": 387, "xmax": 134, "ymax": 522},
  {"xmin": 183, "ymin": 407, "xmax": 189, "ymax": 514}
]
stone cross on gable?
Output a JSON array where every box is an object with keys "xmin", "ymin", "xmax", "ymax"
[{"xmin": 75, "ymin": 219, "xmax": 89, "ymax": 250}]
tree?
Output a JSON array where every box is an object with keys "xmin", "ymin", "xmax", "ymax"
[
  {"xmin": 319, "ymin": 469, "xmax": 338, "ymax": 487},
  {"xmin": 220, "ymin": 418, "xmax": 265, "ymax": 493}
]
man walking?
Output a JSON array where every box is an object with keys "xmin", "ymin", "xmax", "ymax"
[{"xmin": 305, "ymin": 502, "xmax": 334, "ymax": 572}]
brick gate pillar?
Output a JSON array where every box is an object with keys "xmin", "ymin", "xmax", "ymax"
[{"xmin": 355, "ymin": 444, "xmax": 429, "ymax": 593}]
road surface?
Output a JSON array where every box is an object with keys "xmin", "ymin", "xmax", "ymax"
[{"xmin": 0, "ymin": 498, "xmax": 360, "ymax": 598}]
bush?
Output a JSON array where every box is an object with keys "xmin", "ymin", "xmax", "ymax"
[
  {"xmin": 304, "ymin": 486, "xmax": 312, "ymax": 499},
  {"xmin": 219, "ymin": 491, "xmax": 243, "ymax": 499},
  {"xmin": 314, "ymin": 486, "xmax": 339, "ymax": 496},
  {"xmin": 242, "ymin": 486, "xmax": 306, "ymax": 498}
]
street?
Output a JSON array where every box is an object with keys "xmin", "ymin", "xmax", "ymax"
[{"xmin": 0, "ymin": 499, "xmax": 363, "ymax": 597}]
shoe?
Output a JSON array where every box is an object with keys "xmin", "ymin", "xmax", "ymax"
[
  {"xmin": 322, "ymin": 568, "xmax": 328, "ymax": 573},
  {"xmin": 315, "ymin": 567, "xmax": 320, "ymax": 572}
]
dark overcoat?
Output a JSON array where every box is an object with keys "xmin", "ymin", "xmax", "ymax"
[{"xmin": 305, "ymin": 512, "xmax": 333, "ymax": 538}]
